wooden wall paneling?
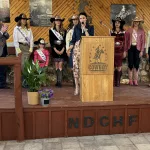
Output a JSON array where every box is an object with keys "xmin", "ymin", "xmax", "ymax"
[
  {"xmin": 51, "ymin": 111, "xmax": 65, "ymax": 137},
  {"xmin": 35, "ymin": 111, "xmax": 49, "ymax": 139},
  {"xmin": 7, "ymin": 0, "xmax": 150, "ymax": 43},
  {"xmin": 126, "ymin": 108, "xmax": 139, "ymax": 133},
  {"xmin": 24, "ymin": 112, "xmax": 33, "ymax": 139},
  {"xmin": 110, "ymin": 108, "xmax": 125, "ymax": 134},
  {"xmin": 67, "ymin": 110, "xmax": 81, "ymax": 137},
  {"xmin": 82, "ymin": 110, "xmax": 96, "ymax": 136},
  {"xmin": 97, "ymin": 109, "xmax": 111, "ymax": 135},
  {"xmin": 0, "ymin": 112, "xmax": 1, "ymax": 140},
  {"xmin": 140, "ymin": 107, "xmax": 150, "ymax": 132},
  {"xmin": 1, "ymin": 112, "xmax": 17, "ymax": 140}
]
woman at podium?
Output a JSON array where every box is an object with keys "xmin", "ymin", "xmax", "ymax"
[
  {"xmin": 110, "ymin": 17, "xmax": 126, "ymax": 87},
  {"xmin": 67, "ymin": 12, "xmax": 94, "ymax": 95}
]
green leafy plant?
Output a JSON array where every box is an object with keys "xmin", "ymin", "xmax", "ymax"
[{"xmin": 22, "ymin": 59, "xmax": 47, "ymax": 92}]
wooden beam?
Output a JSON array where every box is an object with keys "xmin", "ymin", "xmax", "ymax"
[
  {"xmin": 0, "ymin": 57, "xmax": 20, "ymax": 65},
  {"xmin": 0, "ymin": 57, "xmax": 24, "ymax": 141},
  {"xmin": 14, "ymin": 63, "xmax": 24, "ymax": 141}
]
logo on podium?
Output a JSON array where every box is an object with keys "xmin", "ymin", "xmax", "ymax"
[{"xmin": 88, "ymin": 45, "xmax": 108, "ymax": 71}]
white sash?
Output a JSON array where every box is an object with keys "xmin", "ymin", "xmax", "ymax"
[
  {"xmin": 51, "ymin": 28, "xmax": 63, "ymax": 40},
  {"xmin": 132, "ymin": 30, "xmax": 137, "ymax": 41},
  {"xmin": 37, "ymin": 49, "xmax": 46, "ymax": 61}
]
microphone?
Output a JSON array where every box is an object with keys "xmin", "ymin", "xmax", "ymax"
[{"xmin": 81, "ymin": 22, "xmax": 85, "ymax": 33}]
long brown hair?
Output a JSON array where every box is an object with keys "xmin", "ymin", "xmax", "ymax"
[
  {"xmin": 17, "ymin": 14, "xmax": 30, "ymax": 29},
  {"xmin": 53, "ymin": 19, "xmax": 65, "ymax": 36}
]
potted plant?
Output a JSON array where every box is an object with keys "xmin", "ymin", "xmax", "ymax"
[
  {"xmin": 38, "ymin": 89, "xmax": 54, "ymax": 106},
  {"xmin": 22, "ymin": 59, "xmax": 47, "ymax": 105}
]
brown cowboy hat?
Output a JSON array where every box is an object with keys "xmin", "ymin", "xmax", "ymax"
[
  {"xmin": 34, "ymin": 38, "xmax": 47, "ymax": 45},
  {"xmin": 15, "ymin": 13, "xmax": 31, "ymax": 22},
  {"xmin": 132, "ymin": 16, "xmax": 144, "ymax": 23},
  {"xmin": 68, "ymin": 15, "xmax": 78, "ymax": 22},
  {"xmin": 50, "ymin": 16, "xmax": 65, "ymax": 23},
  {"xmin": 112, "ymin": 17, "xmax": 125, "ymax": 25}
]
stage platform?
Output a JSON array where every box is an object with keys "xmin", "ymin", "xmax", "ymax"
[{"xmin": 0, "ymin": 83, "xmax": 150, "ymax": 140}]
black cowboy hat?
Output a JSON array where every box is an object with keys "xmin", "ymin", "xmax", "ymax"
[
  {"xmin": 112, "ymin": 17, "xmax": 125, "ymax": 25},
  {"xmin": 15, "ymin": 13, "xmax": 31, "ymax": 22},
  {"xmin": 50, "ymin": 16, "xmax": 65, "ymax": 23},
  {"xmin": 34, "ymin": 38, "xmax": 47, "ymax": 45}
]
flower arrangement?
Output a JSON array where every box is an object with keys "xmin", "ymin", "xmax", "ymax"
[{"xmin": 38, "ymin": 89, "xmax": 54, "ymax": 100}]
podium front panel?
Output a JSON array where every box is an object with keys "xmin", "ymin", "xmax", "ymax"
[
  {"xmin": 80, "ymin": 36, "xmax": 115, "ymax": 102},
  {"xmin": 80, "ymin": 36, "xmax": 114, "ymax": 75}
]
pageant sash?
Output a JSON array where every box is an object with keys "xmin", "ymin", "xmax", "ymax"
[
  {"xmin": 51, "ymin": 28, "xmax": 63, "ymax": 41},
  {"xmin": 17, "ymin": 27, "xmax": 30, "ymax": 45},
  {"xmin": 132, "ymin": 30, "xmax": 138, "ymax": 41},
  {"xmin": 37, "ymin": 49, "xmax": 46, "ymax": 61}
]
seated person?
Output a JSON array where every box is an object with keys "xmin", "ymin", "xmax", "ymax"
[{"xmin": 34, "ymin": 38, "xmax": 50, "ymax": 68}]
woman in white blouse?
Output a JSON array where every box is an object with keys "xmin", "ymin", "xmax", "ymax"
[
  {"xmin": 13, "ymin": 13, "xmax": 33, "ymax": 70},
  {"xmin": 66, "ymin": 15, "xmax": 79, "ymax": 65}
]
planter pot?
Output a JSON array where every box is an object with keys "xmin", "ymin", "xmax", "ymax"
[
  {"xmin": 27, "ymin": 92, "xmax": 39, "ymax": 105},
  {"xmin": 40, "ymin": 98, "xmax": 50, "ymax": 107}
]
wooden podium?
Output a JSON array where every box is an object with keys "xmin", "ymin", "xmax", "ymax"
[{"xmin": 80, "ymin": 36, "xmax": 115, "ymax": 102}]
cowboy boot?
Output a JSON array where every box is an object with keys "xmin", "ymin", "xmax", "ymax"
[
  {"xmin": 58, "ymin": 69, "xmax": 63, "ymax": 88},
  {"xmin": 72, "ymin": 72, "xmax": 75, "ymax": 87},
  {"xmin": 55, "ymin": 69, "xmax": 59, "ymax": 86},
  {"xmin": 116, "ymin": 71, "xmax": 121, "ymax": 87},
  {"xmin": 128, "ymin": 69, "xmax": 133, "ymax": 85},
  {"xmin": 114, "ymin": 70, "xmax": 117, "ymax": 86},
  {"xmin": 133, "ymin": 68, "xmax": 138, "ymax": 86},
  {"xmin": 119, "ymin": 70, "xmax": 122, "ymax": 85}
]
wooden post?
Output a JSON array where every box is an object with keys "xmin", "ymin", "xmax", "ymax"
[
  {"xmin": 0, "ymin": 57, "xmax": 24, "ymax": 141},
  {"xmin": 14, "ymin": 63, "xmax": 24, "ymax": 141}
]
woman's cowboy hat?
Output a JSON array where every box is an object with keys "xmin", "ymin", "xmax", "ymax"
[
  {"xmin": 132, "ymin": 16, "xmax": 144, "ymax": 23},
  {"xmin": 50, "ymin": 16, "xmax": 65, "ymax": 23},
  {"xmin": 112, "ymin": 17, "xmax": 125, "ymax": 25},
  {"xmin": 68, "ymin": 15, "xmax": 78, "ymax": 22},
  {"xmin": 34, "ymin": 38, "xmax": 47, "ymax": 45},
  {"xmin": 15, "ymin": 13, "xmax": 31, "ymax": 22}
]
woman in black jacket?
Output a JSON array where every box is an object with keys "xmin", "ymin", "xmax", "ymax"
[
  {"xmin": 67, "ymin": 12, "xmax": 94, "ymax": 95},
  {"xmin": 49, "ymin": 16, "xmax": 66, "ymax": 88}
]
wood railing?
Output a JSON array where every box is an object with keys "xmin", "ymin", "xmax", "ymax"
[{"xmin": 0, "ymin": 57, "xmax": 24, "ymax": 141}]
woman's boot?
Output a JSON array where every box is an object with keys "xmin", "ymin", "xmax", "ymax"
[
  {"xmin": 74, "ymin": 78, "xmax": 79, "ymax": 95},
  {"xmin": 128, "ymin": 69, "xmax": 133, "ymax": 85}
]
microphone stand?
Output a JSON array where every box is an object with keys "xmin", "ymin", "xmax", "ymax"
[{"xmin": 100, "ymin": 21, "xmax": 111, "ymax": 35}]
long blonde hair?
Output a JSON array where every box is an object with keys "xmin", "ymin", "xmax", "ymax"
[{"xmin": 132, "ymin": 21, "xmax": 143, "ymax": 30}]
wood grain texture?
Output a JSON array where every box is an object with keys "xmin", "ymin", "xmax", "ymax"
[
  {"xmin": 80, "ymin": 36, "xmax": 114, "ymax": 102},
  {"xmin": 7, "ymin": 0, "xmax": 150, "ymax": 42}
]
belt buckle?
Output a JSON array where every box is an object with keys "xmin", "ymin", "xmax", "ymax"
[{"xmin": 115, "ymin": 42, "xmax": 120, "ymax": 46}]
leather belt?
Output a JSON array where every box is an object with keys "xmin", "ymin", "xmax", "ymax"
[
  {"xmin": 132, "ymin": 43, "xmax": 137, "ymax": 46},
  {"xmin": 19, "ymin": 42, "xmax": 28, "ymax": 46}
]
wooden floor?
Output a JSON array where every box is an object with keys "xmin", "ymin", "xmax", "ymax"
[{"xmin": 0, "ymin": 83, "xmax": 150, "ymax": 109}]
